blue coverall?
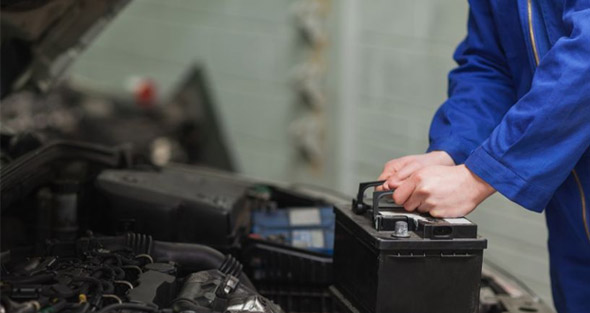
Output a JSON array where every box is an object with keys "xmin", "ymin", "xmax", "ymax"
[{"xmin": 426, "ymin": 0, "xmax": 590, "ymax": 311}]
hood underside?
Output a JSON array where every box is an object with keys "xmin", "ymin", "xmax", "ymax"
[{"xmin": 1, "ymin": 0, "xmax": 130, "ymax": 98}]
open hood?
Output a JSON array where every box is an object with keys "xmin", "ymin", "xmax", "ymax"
[{"xmin": 0, "ymin": 0, "xmax": 130, "ymax": 98}]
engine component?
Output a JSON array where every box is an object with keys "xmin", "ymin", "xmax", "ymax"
[
  {"xmin": 127, "ymin": 268, "xmax": 176, "ymax": 307},
  {"xmin": 330, "ymin": 181, "xmax": 487, "ymax": 313},
  {"xmin": 0, "ymin": 141, "xmax": 131, "ymax": 211},
  {"xmin": 95, "ymin": 167, "xmax": 251, "ymax": 250},
  {"xmin": 51, "ymin": 180, "xmax": 80, "ymax": 240},
  {"xmin": 173, "ymin": 270, "xmax": 281, "ymax": 313},
  {"xmin": 0, "ymin": 234, "xmax": 281, "ymax": 313}
]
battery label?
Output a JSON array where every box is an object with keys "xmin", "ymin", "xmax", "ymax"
[
  {"xmin": 379, "ymin": 211, "xmax": 430, "ymax": 222},
  {"xmin": 289, "ymin": 208, "xmax": 321, "ymax": 226},
  {"xmin": 292, "ymin": 229, "xmax": 325, "ymax": 249},
  {"xmin": 444, "ymin": 218, "xmax": 472, "ymax": 225}
]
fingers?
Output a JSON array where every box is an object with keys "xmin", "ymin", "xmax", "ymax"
[
  {"xmin": 378, "ymin": 152, "xmax": 455, "ymax": 187},
  {"xmin": 385, "ymin": 161, "xmax": 423, "ymax": 189},
  {"xmin": 392, "ymin": 179, "xmax": 416, "ymax": 208},
  {"xmin": 378, "ymin": 157, "xmax": 412, "ymax": 181},
  {"xmin": 393, "ymin": 170, "xmax": 433, "ymax": 214},
  {"xmin": 377, "ymin": 160, "xmax": 396, "ymax": 181},
  {"xmin": 395, "ymin": 161, "xmax": 423, "ymax": 181},
  {"xmin": 401, "ymin": 181, "xmax": 430, "ymax": 213},
  {"xmin": 416, "ymin": 199, "xmax": 434, "ymax": 213},
  {"xmin": 380, "ymin": 179, "xmax": 394, "ymax": 191},
  {"xmin": 385, "ymin": 164, "xmax": 482, "ymax": 218},
  {"xmin": 377, "ymin": 171, "xmax": 392, "ymax": 182},
  {"xmin": 403, "ymin": 194, "xmax": 422, "ymax": 212}
]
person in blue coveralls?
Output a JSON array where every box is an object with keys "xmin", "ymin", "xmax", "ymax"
[{"xmin": 377, "ymin": 1, "xmax": 589, "ymax": 312}]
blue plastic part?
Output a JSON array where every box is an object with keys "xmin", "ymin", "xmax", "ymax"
[{"xmin": 251, "ymin": 207, "xmax": 335, "ymax": 255}]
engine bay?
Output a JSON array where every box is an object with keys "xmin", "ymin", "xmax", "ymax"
[
  {"xmin": 0, "ymin": 141, "xmax": 555, "ymax": 313},
  {"xmin": 0, "ymin": 141, "xmax": 324, "ymax": 313}
]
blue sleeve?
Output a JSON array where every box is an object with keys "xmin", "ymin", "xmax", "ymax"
[
  {"xmin": 465, "ymin": 1, "xmax": 590, "ymax": 212},
  {"xmin": 427, "ymin": 1, "xmax": 516, "ymax": 164}
]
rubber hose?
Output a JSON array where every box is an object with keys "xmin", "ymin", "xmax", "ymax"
[{"xmin": 151, "ymin": 240, "xmax": 256, "ymax": 291}]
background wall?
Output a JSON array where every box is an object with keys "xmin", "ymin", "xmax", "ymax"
[
  {"xmin": 70, "ymin": 0, "xmax": 340, "ymax": 188},
  {"xmin": 69, "ymin": 0, "xmax": 553, "ymax": 306}
]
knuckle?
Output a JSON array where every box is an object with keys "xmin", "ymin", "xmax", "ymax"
[
  {"xmin": 408, "ymin": 161, "xmax": 420, "ymax": 169},
  {"xmin": 384, "ymin": 179, "xmax": 393, "ymax": 188},
  {"xmin": 417, "ymin": 184, "xmax": 431, "ymax": 194},
  {"xmin": 387, "ymin": 177, "xmax": 400, "ymax": 188},
  {"xmin": 424, "ymin": 199, "xmax": 436, "ymax": 207}
]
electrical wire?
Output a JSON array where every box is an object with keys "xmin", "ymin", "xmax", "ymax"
[
  {"xmin": 113, "ymin": 280, "xmax": 133, "ymax": 290},
  {"xmin": 95, "ymin": 303, "xmax": 157, "ymax": 313},
  {"xmin": 134, "ymin": 254, "xmax": 153, "ymax": 264},
  {"xmin": 121, "ymin": 265, "xmax": 142, "ymax": 275},
  {"xmin": 101, "ymin": 294, "xmax": 122, "ymax": 304}
]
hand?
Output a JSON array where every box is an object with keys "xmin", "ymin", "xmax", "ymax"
[
  {"xmin": 378, "ymin": 151, "xmax": 455, "ymax": 190},
  {"xmin": 392, "ymin": 165, "xmax": 495, "ymax": 217}
]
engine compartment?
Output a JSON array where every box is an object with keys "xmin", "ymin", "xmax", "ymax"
[
  {"xmin": 0, "ymin": 141, "xmax": 323, "ymax": 313},
  {"xmin": 2, "ymin": 232, "xmax": 280, "ymax": 313},
  {"xmin": 0, "ymin": 141, "xmax": 555, "ymax": 313}
]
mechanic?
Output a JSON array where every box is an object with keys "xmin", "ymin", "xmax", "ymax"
[{"xmin": 377, "ymin": 1, "xmax": 590, "ymax": 312}]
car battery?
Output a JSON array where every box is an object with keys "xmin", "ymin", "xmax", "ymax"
[
  {"xmin": 251, "ymin": 206, "xmax": 335, "ymax": 254},
  {"xmin": 330, "ymin": 181, "xmax": 487, "ymax": 313}
]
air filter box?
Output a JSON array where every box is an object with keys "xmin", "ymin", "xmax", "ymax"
[
  {"xmin": 95, "ymin": 167, "xmax": 250, "ymax": 250},
  {"xmin": 331, "ymin": 181, "xmax": 487, "ymax": 313}
]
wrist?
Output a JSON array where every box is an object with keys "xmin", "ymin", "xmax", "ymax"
[
  {"xmin": 461, "ymin": 164, "xmax": 495, "ymax": 204},
  {"xmin": 429, "ymin": 150, "xmax": 455, "ymax": 166}
]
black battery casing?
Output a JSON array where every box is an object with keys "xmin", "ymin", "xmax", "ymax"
[{"xmin": 331, "ymin": 203, "xmax": 487, "ymax": 313}]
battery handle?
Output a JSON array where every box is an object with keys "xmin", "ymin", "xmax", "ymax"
[
  {"xmin": 372, "ymin": 190, "xmax": 394, "ymax": 225},
  {"xmin": 352, "ymin": 180, "xmax": 385, "ymax": 214}
]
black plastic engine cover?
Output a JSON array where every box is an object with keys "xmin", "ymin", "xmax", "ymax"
[{"xmin": 95, "ymin": 167, "xmax": 251, "ymax": 250}]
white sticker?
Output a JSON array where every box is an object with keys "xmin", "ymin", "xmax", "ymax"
[
  {"xmin": 444, "ymin": 218, "xmax": 472, "ymax": 225},
  {"xmin": 292, "ymin": 230, "xmax": 324, "ymax": 248},
  {"xmin": 379, "ymin": 211, "xmax": 430, "ymax": 222},
  {"xmin": 289, "ymin": 208, "xmax": 321, "ymax": 226}
]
